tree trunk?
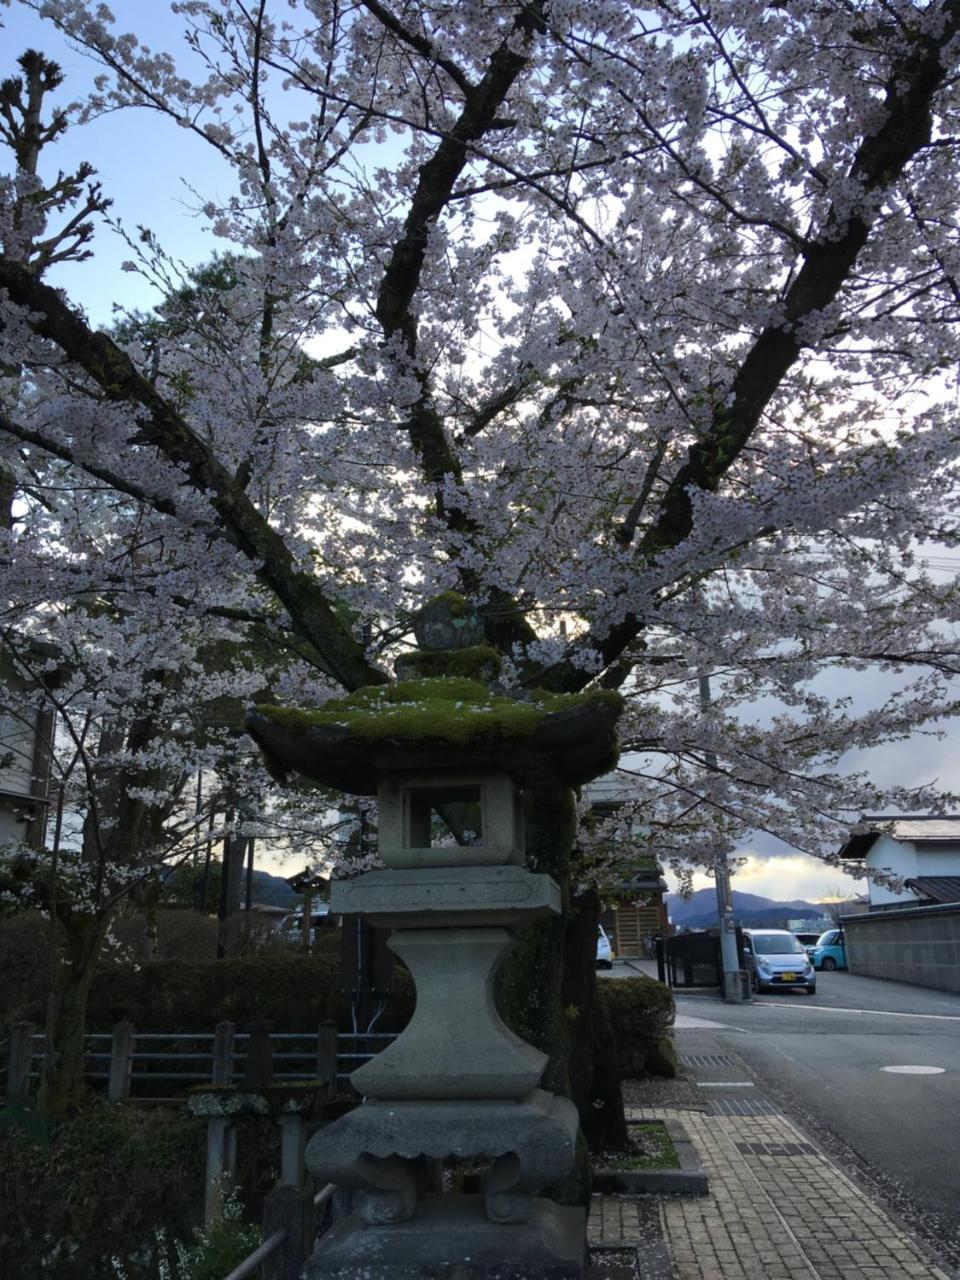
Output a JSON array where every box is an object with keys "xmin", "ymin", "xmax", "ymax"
[
  {"xmin": 38, "ymin": 910, "xmax": 108, "ymax": 1115},
  {"xmin": 562, "ymin": 886, "xmax": 629, "ymax": 1150}
]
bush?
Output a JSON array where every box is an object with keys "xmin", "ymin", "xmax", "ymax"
[
  {"xmin": 179, "ymin": 1187, "xmax": 261, "ymax": 1280},
  {"xmin": 0, "ymin": 913, "xmax": 53, "ymax": 1025},
  {"xmin": 87, "ymin": 950, "xmax": 416, "ymax": 1033},
  {"xmin": 0, "ymin": 1100, "xmax": 205, "ymax": 1279},
  {"xmin": 600, "ymin": 975, "xmax": 676, "ymax": 1079}
]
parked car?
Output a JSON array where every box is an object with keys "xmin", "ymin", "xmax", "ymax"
[
  {"xmin": 596, "ymin": 925, "xmax": 614, "ymax": 969},
  {"xmin": 742, "ymin": 928, "xmax": 816, "ymax": 994},
  {"xmin": 811, "ymin": 929, "xmax": 847, "ymax": 971},
  {"xmin": 793, "ymin": 931, "xmax": 822, "ymax": 957}
]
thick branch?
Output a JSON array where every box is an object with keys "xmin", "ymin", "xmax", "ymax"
[
  {"xmin": 0, "ymin": 260, "xmax": 385, "ymax": 691},
  {"xmin": 374, "ymin": 2, "xmax": 544, "ymax": 517},
  {"xmin": 536, "ymin": 6, "xmax": 960, "ymax": 692}
]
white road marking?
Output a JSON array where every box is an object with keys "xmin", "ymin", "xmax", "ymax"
[
  {"xmin": 880, "ymin": 1064, "xmax": 946, "ymax": 1074},
  {"xmin": 695, "ymin": 1080, "xmax": 755, "ymax": 1088},
  {"xmin": 674, "ymin": 1012, "xmax": 744, "ymax": 1030},
  {"xmin": 758, "ymin": 1002, "xmax": 960, "ymax": 1023}
]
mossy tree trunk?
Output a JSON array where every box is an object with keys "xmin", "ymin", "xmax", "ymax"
[
  {"xmin": 561, "ymin": 885, "xmax": 629, "ymax": 1150},
  {"xmin": 497, "ymin": 787, "xmax": 629, "ymax": 1206}
]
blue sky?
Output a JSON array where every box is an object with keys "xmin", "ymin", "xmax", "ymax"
[{"xmin": 1, "ymin": 2, "xmax": 234, "ymax": 322}]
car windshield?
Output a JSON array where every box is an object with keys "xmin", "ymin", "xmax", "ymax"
[
  {"xmin": 816, "ymin": 931, "xmax": 840, "ymax": 947},
  {"xmin": 751, "ymin": 934, "xmax": 805, "ymax": 954}
]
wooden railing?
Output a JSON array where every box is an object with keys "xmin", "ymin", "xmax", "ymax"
[{"xmin": 2, "ymin": 1021, "xmax": 395, "ymax": 1102}]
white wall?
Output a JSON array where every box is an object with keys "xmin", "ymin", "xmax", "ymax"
[{"xmin": 867, "ymin": 834, "xmax": 960, "ymax": 906}]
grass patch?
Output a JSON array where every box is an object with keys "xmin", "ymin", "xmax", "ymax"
[{"xmin": 605, "ymin": 1121, "xmax": 680, "ymax": 1171}]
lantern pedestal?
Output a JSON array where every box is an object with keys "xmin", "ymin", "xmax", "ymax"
[{"xmin": 309, "ymin": 1194, "xmax": 586, "ymax": 1280}]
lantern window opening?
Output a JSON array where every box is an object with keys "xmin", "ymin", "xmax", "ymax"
[{"xmin": 407, "ymin": 784, "xmax": 485, "ymax": 849}]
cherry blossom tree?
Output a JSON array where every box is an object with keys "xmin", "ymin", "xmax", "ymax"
[{"xmin": 4, "ymin": 1, "xmax": 960, "ymax": 1135}]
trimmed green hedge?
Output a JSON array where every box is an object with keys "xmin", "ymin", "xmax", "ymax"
[
  {"xmin": 86, "ymin": 951, "xmax": 416, "ymax": 1033},
  {"xmin": 600, "ymin": 975, "xmax": 677, "ymax": 1079}
]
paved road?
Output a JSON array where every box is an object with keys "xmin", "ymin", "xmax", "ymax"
[{"xmin": 672, "ymin": 971, "xmax": 960, "ymax": 1257}]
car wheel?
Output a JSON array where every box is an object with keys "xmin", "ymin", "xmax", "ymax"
[
  {"xmin": 805, "ymin": 985, "xmax": 816, "ymax": 995},
  {"xmin": 822, "ymin": 956, "xmax": 837, "ymax": 971}
]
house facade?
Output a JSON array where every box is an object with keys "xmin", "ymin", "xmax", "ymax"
[
  {"xmin": 838, "ymin": 816, "xmax": 960, "ymax": 910},
  {"xmin": 0, "ymin": 649, "xmax": 56, "ymax": 850},
  {"xmin": 583, "ymin": 774, "xmax": 670, "ymax": 957}
]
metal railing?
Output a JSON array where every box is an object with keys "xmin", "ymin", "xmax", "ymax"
[{"xmin": 222, "ymin": 1184, "xmax": 335, "ymax": 1280}]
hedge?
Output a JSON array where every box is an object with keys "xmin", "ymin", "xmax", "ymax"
[
  {"xmin": 600, "ymin": 974, "xmax": 677, "ymax": 1078},
  {"xmin": 87, "ymin": 951, "xmax": 416, "ymax": 1033}
]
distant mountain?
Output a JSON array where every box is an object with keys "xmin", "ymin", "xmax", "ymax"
[
  {"xmin": 666, "ymin": 888, "xmax": 827, "ymax": 929},
  {"xmin": 161, "ymin": 863, "xmax": 302, "ymax": 908},
  {"xmin": 250, "ymin": 869, "xmax": 303, "ymax": 907}
]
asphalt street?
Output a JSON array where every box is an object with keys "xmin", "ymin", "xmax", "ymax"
[{"xmin": 672, "ymin": 970, "xmax": 960, "ymax": 1261}]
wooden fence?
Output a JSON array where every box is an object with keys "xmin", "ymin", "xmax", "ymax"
[{"xmin": 3, "ymin": 1021, "xmax": 395, "ymax": 1102}]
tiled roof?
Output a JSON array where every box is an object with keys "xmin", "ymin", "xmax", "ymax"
[
  {"xmin": 838, "ymin": 814, "xmax": 960, "ymax": 859},
  {"xmin": 903, "ymin": 876, "xmax": 960, "ymax": 904}
]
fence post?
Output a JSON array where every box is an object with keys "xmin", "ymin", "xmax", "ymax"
[
  {"xmin": 317, "ymin": 1021, "xmax": 336, "ymax": 1088},
  {"xmin": 6, "ymin": 1022, "xmax": 34, "ymax": 1101},
  {"xmin": 262, "ymin": 1185, "xmax": 315, "ymax": 1280},
  {"xmin": 212, "ymin": 1020, "xmax": 236, "ymax": 1085},
  {"xmin": 204, "ymin": 1117, "xmax": 238, "ymax": 1226},
  {"xmin": 244, "ymin": 1018, "xmax": 273, "ymax": 1088},
  {"xmin": 278, "ymin": 1113, "xmax": 308, "ymax": 1188},
  {"xmin": 108, "ymin": 1020, "xmax": 135, "ymax": 1102}
]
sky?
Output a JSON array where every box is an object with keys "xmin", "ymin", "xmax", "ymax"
[{"xmin": 6, "ymin": 1, "xmax": 960, "ymax": 905}]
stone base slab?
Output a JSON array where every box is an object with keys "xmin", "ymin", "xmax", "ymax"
[{"xmin": 304, "ymin": 1195, "xmax": 586, "ymax": 1279}]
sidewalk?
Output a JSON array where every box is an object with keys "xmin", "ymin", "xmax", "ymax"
[{"xmin": 587, "ymin": 1016, "xmax": 956, "ymax": 1279}]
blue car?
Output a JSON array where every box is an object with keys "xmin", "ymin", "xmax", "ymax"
[{"xmin": 811, "ymin": 929, "xmax": 847, "ymax": 971}]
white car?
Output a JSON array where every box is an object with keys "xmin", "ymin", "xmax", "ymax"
[{"xmin": 596, "ymin": 925, "xmax": 614, "ymax": 969}]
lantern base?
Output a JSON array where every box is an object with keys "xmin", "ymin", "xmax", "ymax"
[{"xmin": 305, "ymin": 1194, "xmax": 585, "ymax": 1279}]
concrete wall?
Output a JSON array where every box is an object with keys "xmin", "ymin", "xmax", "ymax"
[{"xmin": 844, "ymin": 904, "xmax": 960, "ymax": 993}]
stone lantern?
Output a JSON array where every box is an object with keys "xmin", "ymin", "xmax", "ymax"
[{"xmin": 247, "ymin": 630, "xmax": 621, "ymax": 1280}]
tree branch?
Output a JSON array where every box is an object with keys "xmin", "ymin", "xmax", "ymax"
[
  {"xmin": 0, "ymin": 260, "xmax": 386, "ymax": 691},
  {"xmin": 535, "ymin": 5, "xmax": 960, "ymax": 692}
]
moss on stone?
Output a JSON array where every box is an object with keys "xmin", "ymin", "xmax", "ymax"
[
  {"xmin": 254, "ymin": 679, "xmax": 621, "ymax": 753},
  {"xmin": 426, "ymin": 590, "xmax": 472, "ymax": 618},
  {"xmin": 393, "ymin": 645, "xmax": 502, "ymax": 682}
]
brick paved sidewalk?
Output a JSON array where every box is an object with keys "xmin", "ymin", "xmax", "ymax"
[{"xmin": 588, "ymin": 1104, "xmax": 953, "ymax": 1279}]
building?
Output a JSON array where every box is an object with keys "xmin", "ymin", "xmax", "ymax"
[
  {"xmin": 0, "ymin": 647, "xmax": 57, "ymax": 850},
  {"xmin": 837, "ymin": 815, "xmax": 960, "ymax": 911},
  {"xmin": 583, "ymin": 774, "xmax": 670, "ymax": 958}
]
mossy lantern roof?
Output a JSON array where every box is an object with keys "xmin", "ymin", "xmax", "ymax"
[{"xmin": 246, "ymin": 677, "xmax": 622, "ymax": 795}]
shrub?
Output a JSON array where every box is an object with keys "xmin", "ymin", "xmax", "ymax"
[
  {"xmin": 0, "ymin": 913, "xmax": 53, "ymax": 1024},
  {"xmin": 178, "ymin": 1187, "xmax": 261, "ymax": 1280},
  {"xmin": 0, "ymin": 1100, "xmax": 205, "ymax": 1279},
  {"xmin": 600, "ymin": 975, "xmax": 676, "ymax": 1079},
  {"xmin": 87, "ymin": 950, "xmax": 416, "ymax": 1033}
]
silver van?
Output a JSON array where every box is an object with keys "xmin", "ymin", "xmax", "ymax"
[{"xmin": 742, "ymin": 928, "xmax": 816, "ymax": 995}]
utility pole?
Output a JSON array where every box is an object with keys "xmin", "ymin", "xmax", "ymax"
[{"xmin": 699, "ymin": 673, "xmax": 744, "ymax": 1003}]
